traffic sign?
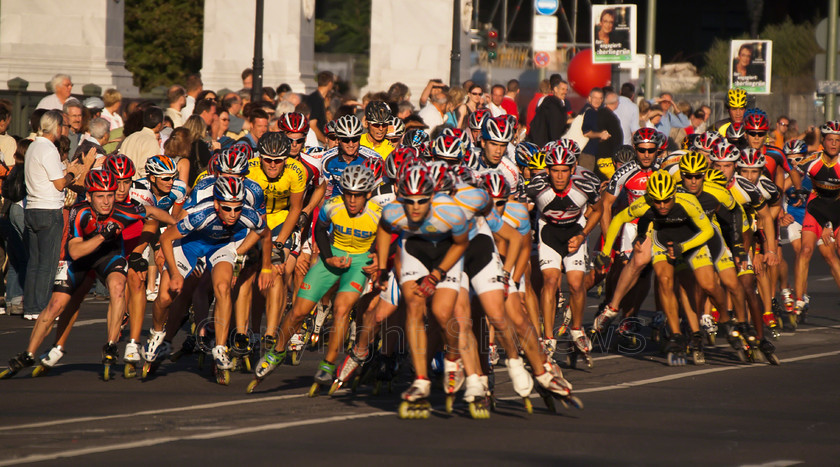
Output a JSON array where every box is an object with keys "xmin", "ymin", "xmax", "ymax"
[
  {"xmin": 816, "ymin": 18, "xmax": 840, "ymax": 50},
  {"xmin": 534, "ymin": 51, "xmax": 550, "ymax": 68},
  {"xmin": 534, "ymin": 0, "xmax": 559, "ymax": 16},
  {"xmin": 532, "ymin": 15, "xmax": 558, "ymax": 52},
  {"xmin": 818, "ymin": 80, "xmax": 840, "ymax": 95}
]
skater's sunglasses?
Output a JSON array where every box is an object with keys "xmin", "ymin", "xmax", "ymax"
[
  {"xmin": 747, "ymin": 131, "xmax": 767, "ymax": 137},
  {"xmin": 681, "ymin": 173, "xmax": 705, "ymax": 180},
  {"xmin": 493, "ymin": 199, "xmax": 508, "ymax": 207},
  {"xmin": 369, "ymin": 122, "xmax": 388, "ymax": 128},
  {"xmin": 401, "ymin": 197, "xmax": 431, "ymax": 206},
  {"xmin": 261, "ymin": 156, "xmax": 287, "ymax": 164},
  {"xmin": 635, "ymin": 147, "xmax": 658, "ymax": 154},
  {"xmin": 156, "ymin": 176, "xmax": 175, "ymax": 182},
  {"xmin": 219, "ymin": 205, "xmax": 243, "ymax": 213},
  {"xmin": 340, "ymin": 137, "xmax": 361, "ymax": 144},
  {"xmin": 289, "ymin": 137, "xmax": 306, "ymax": 145}
]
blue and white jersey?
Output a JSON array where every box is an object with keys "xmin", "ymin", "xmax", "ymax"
[
  {"xmin": 380, "ymin": 193, "xmax": 468, "ymax": 244},
  {"xmin": 320, "ymin": 146, "xmax": 381, "ymax": 198},
  {"xmin": 183, "ymin": 175, "xmax": 266, "ymax": 215},
  {"xmin": 500, "ymin": 200, "xmax": 531, "ymax": 236},
  {"xmin": 130, "ymin": 177, "xmax": 188, "ymax": 212},
  {"xmin": 452, "ymin": 182, "xmax": 491, "ymax": 240},
  {"xmin": 176, "ymin": 200, "xmax": 265, "ymax": 245}
]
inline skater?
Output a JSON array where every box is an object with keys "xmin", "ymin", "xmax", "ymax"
[
  {"xmin": 713, "ymin": 88, "xmax": 748, "ymax": 135},
  {"xmin": 360, "ymin": 101, "xmax": 395, "ymax": 159},
  {"xmin": 321, "ymin": 114, "xmax": 380, "ymax": 198}
]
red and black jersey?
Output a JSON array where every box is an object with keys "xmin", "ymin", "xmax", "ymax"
[
  {"xmin": 761, "ymin": 145, "xmax": 791, "ymax": 179},
  {"xmin": 798, "ymin": 152, "xmax": 840, "ymax": 198},
  {"xmin": 525, "ymin": 173, "xmax": 600, "ymax": 226},
  {"xmin": 65, "ymin": 201, "xmax": 147, "ymax": 259},
  {"xmin": 606, "ymin": 160, "xmax": 657, "ymax": 205}
]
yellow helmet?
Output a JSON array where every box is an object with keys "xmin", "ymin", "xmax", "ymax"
[
  {"xmin": 679, "ymin": 150, "xmax": 709, "ymax": 174},
  {"xmin": 727, "ymin": 88, "xmax": 747, "ymax": 109},
  {"xmin": 705, "ymin": 168, "xmax": 728, "ymax": 187},
  {"xmin": 528, "ymin": 150, "xmax": 547, "ymax": 171},
  {"xmin": 646, "ymin": 170, "xmax": 676, "ymax": 201}
]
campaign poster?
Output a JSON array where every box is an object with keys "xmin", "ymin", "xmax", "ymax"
[
  {"xmin": 591, "ymin": 4, "xmax": 636, "ymax": 63},
  {"xmin": 729, "ymin": 39, "xmax": 772, "ymax": 94}
]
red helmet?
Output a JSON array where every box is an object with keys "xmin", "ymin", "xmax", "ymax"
[
  {"xmin": 218, "ymin": 146, "xmax": 250, "ymax": 175},
  {"xmin": 481, "ymin": 116, "xmax": 515, "ymax": 143},
  {"xmin": 468, "ymin": 109, "xmax": 491, "ymax": 130},
  {"xmin": 744, "ymin": 112, "xmax": 770, "ymax": 132},
  {"xmin": 85, "ymin": 169, "xmax": 118, "ymax": 192},
  {"xmin": 398, "ymin": 165, "xmax": 435, "ymax": 197},
  {"xmin": 363, "ymin": 156, "xmax": 385, "ymax": 182},
  {"xmin": 737, "ymin": 148, "xmax": 766, "ymax": 168},
  {"xmin": 633, "ymin": 128, "xmax": 660, "ymax": 147},
  {"xmin": 545, "ymin": 146, "xmax": 577, "ymax": 166},
  {"xmin": 480, "ymin": 171, "xmax": 510, "ymax": 199},
  {"xmin": 821, "ymin": 120, "xmax": 840, "ymax": 135},
  {"xmin": 431, "ymin": 134, "xmax": 463, "ymax": 161},
  {"xmin": 386, "ymin": 146, "xmax": 418, "ymax": 180},
  {"xmin": 426, "ymin": 161, "xmax": 455, "ymax": 193},
  {"xmin": 709, "ymin": 140, "xmax": 741, "ymax": 162},
  {"xmin": 693, "ymin": 131, "xmax": 722, "ymax": 152},
  {"xmin": 104, "ymin": 154, "xmax": 136, "ymax": 179},
  {"xmin": 452, "ymin": 165, "xmax": 479, "ymax": 187},
  {"xmin": 278, "ymin": 112, "xmax": 309, "ymax": 134}
]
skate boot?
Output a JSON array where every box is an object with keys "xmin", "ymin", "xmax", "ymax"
[
  {"xmin": 246, "ymin": 346, "xmax": 287, "ymax": 393},
  {"xmin": 212, "ymin": 345, "xmax": 233, "ymax": 385},
  {"xmin": 287, "ymin": 332, "xmax": 306, "ymax": 366},
  {"xmin": 398, "ymin": 378, "xmax": 432, "ymax": 419},
  {"xmin": 617, "ymin": 319, "xmax": 642, "ymax": 349},
  {"xmin": 123, "ymin": 340, "xmax": 141, "ymax": 378},
  {"xmin": 102, "ymin": 342, "xmax": 119, "ymax": 381},
  {"xmin": 0, "ymin": 352, "xmax": 35, "ymax": 379},
  {"xmin": 142, "ymin": 329, "xmax": 171, "ymax": 378},
  {"xmin": 31, "ymin": 345, "xmax": 65, "ymax": 377},
  {"xmin": 592, "ymin": 304, "xmax": 619, "ymax": 334},
  {"xmin": 763, "ymin": 311, "xmax": 781, "ymax": 339},
  {"xmin": 462, "ymin": 374, "xmax": 490, "ymax": 419},
  {"xmin": 789, "ymin": 299, "xmax": 805, "ymax": 330},
  {"xmin": 725, "ymin": 321, "xmax": 749, "ymax": 363},
  {"xmin": 739, "ymin": 324, "xmax": 763, "ymax": 363},
  {"xmin": 781, "ymin": 288, "xmax": 794, "ymax": 314},
  {"xmin": 507, "ymin": 357, "xmax": 535, "ymax": 413},
  {"xmin": 230, "ymin": 333, "xmax": 252, "ymax": 372},
  {"xmin": 689, "ymin": 332, "xmax": 705, "ymax": 365},
  {"xmin": 442, "ymin": 358, "xmax": 465, "ymax": 413},
  {"xmin": 309, "ymin": 302, "xmax": 330, "ymax": 348},
  {"xmin": 699, "ymin": 313, "xmax": 718, "ymax": 346},
  {"xmin": 534, "ymin": 361, "xmax": 582, "ymax": 411},
  {"xmin": 568, "ymin": 328, "xmax": 593, "ymax": 369},
  {"xmin": 649, "ymin": 311, "xmax": 667, "ymax": 347},
  {"xmin": 170, "ymin": 334, "xmax": 196, "ymax": 363},
  {"xmin": 555, "ymin": 296, "xmax": 572, "ymax": 336},
  {"xmin": 308, "ymin": 360, "xmax": 336, "ymax": 397},
  {"xmin": 331, "ymin": 349, "xmax": 368, "ymax": 395},
  {"xmin": 665, "ymin": 334, "xmax": 687, "ymax": 366},
  {"xmin": 488, "ymin": 343, "xmax": 500, "ymax": 366},
  {"xmin": 758, "ymin": 338, "xmax": 781, "ymax": 366}
]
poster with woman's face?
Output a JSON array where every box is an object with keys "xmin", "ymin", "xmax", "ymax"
[
  {"xmin": 729, "ymin": 39, "xmax": 772, "ymax": 94},
  {"xmin": 591, "ymin": 4, "xmax": 636, "ymax": 63}
]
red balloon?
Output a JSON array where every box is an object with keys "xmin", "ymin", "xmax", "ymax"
[{"xmin": 567, "ymin": 49, "xmax": 612, "ymax": 97}]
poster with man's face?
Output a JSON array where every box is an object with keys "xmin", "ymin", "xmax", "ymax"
[
  {"xmin": 729, "ymin": 39, "xmax": 772, "ymax": 94},
  {"xmin": 591, "ymin": 4, "xmax": 636, "ymax": 63}
]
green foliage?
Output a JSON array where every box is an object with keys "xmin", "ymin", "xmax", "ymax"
[
  {"xmin": 316, "ymin": 0, "xmax": 370, "ymax": 54},
  {"xmin": 702, "ymin": 19, "xmax": 818, "ymax": 90},
  {"xmin": 124, "ymin": 0, "xmax": 204, "ymax": 92},
  {"xmin": 315, "ymin": 19, "xmax": 338, "ymax": 47}
]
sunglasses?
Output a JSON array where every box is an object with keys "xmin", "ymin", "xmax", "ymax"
[
  {"xmin": 651, "ymin": 198, "xmax": 673, "ymax": 205},
  {"xmin": 340, "ymin": 137, "xmax": 361, "ymax": 144},
  {"xmin": 370, "ymin": 122, "xmax": 388, "ymax": 128},
  {"xmin": 470, "ymin": 92, "xmax": 482, "ymax": 96},
  {"xmin": 344, "ymin": 191, "xmax": 366, "ymax": 198},
  {"xmin": 493, "ymin": 199, "xmax": 507, "ymax": 207},
  {"xmin": 219, "ymin": 205, "xmax": 243, "ymax": 213},
  {"xmin": 778, "ymin": 122, "xmax": 789, "ymax": 127},
  {"xmin": 401, "ymin": 197, "xmax": 431, "ymax": 206},
  {"xmin": 327, "ymin": 135, "xmax": 337, "ymax": 141},
  {"xmin": 262, "ymin": 156, "xmax": 287, "ymax": 164},
  {"xmin": 157, "ymin": 176, "xmax": 174, "ymax": 182},
  {"xmin": 289, "ymin": 137, "xmax": 305, "ymax": 145},
  {"xmin": 747, "ymin": 131, "xmax": 766, "ymax": 137},
  {"xmin": 636, "ymin": 147, "xmax": 658, "ymax": 154},
  {"xmin": 681, "ymin": 173, "xmax": 704, "ymax": 180}
]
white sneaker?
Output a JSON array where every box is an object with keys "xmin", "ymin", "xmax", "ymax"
[
  {"xmin": 24, "ymin": 313, "xmax": 39, "ymax": 321},
  {"xmin": 146, "ymin": 289, "xmax": 158, "ymax": 302},
  {"xmin": 0, "ymin": 306, "xmax": 6, "ymax": 315}
]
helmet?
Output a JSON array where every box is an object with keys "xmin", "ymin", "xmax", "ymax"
[
  {"xmin": 441, "ymin": 127, "xmax": 471, "ymax": 152},
  {"xmin": 387, "ymin": 117, "xmax": 406, "ymax": 137},
  {"xmin": 452, "ymin": 165, "xmax": 479, "ymax": 187},
  {"xmin": 340, "ymin": 165, "xmax": 378, "ymax": 193},
  {"xmin": 727, "ymin": 88, "xmax": 748, "ymax": 109},
  {"xmin": 481, "ymin": 116, "xmax": 515, "ymax": 143},
  {"xmin": 258, "ymin": 132, "xmax": 291, "ymax": 157},
  {"xmin": 557, "ymin": 138, "xmax": 582, "ymax": 157},
  {"xmin": 545, "ymin": 145, "xmax": 577, "ymax": 166},
  {"xmin": 324, "ymin": 120, "xmax": 337, "ymax": 138},
  {"xmin": 230, "ymin": 142, "xmax": 254, "ymax": 161},
  {"xmin": 386, "ymin": 146, "xmax": 418, "ymax": 179},
  {"xmin": 213, "ymin": 175, "xmax": 245, "ymax": 203},
  {"xmin": 646, "ymin": 170, "xmax": 676, "ymax": 201},
  {"xmin": 613, "ymin": 145, "xmax": 636, "ymax": 165},
  {"xmin": 365, "ymin": 101, "xmax": 392, "ymax": 124},
  {"xmin": 463, "ymin": 148, "xmax": 482, "ymax": 170},
  {"xmin": 679, "ymin": 150, "xmax": 709, "ymax": 174},
  {"xmin": 782, "ymin": 139, "xmax": 808, "ymax": 156},
  {"xmin": 693, "ymin": 131, "xmax": 722, "ymax": 153},
  {"xmin": 404, "ymin": 128, "xmax": 430, "ymax": 149},
  {"xmin": 705, "ymin": 168, "xmax": 728, "ymax": 187},
  {"xmin": 820, "ymin": 120, "xmax": 840, "ymax": 135},
  {"xmin": 278, "ymin": 112, "xmax": 309, "ymax": 134},
  {"xmin": 738, "ymin": 148, "xmax": 766, "ymax": 168},
  {"xmin": 683, "ymin": 133, "xmax": 700, "ymax": 150},
  {"xmin": 426, "ymin": 161, "xmax": 456, "ymax": 193},
  {"xmin": 633, "ymin": 128, "xmax": 660, "ymax": 147},
  {"xmin": 333, "ymin": 115, "xmax": 364, "ymax": 138},
  {"xmin": 207, "ymin": 153, "xmax": 220, "ymax": 177},
  {"xmin": 145, "ymin": 155, "xmax": 177, "ymax": 176},
  {"xmin": 104, "ymin": 154, "xmax": 136, "ymax": 179},
  {"xmin": 85, "ymin": 169, "xmax": 117, "ymax": 192},
  {"xmin": 398, "ymin": 165, "xmax": 435, "ymax": 197},
  {"xmin": 480, "ymin": 171, "xmax": 510, "ymax": 199},
  {"xmin": 726, "ymin": 122, "xmax": 745, "ymax": 142},
  {"xmin": 658, "ymin": 133, "xmax": 669, "ymax": 152},
  {"xmin": 527, "ymin": 149, "xmax": 547, "ymax": 171},
  {"xmin": 431, "ymin": 134, "xmax": 463, "ymax": 161},
  {"xmin": 515, "ymin": 142, "xmax": 540, "ymax": 168},
  {"xmin": 217, "ymin": 147, "xmax": 250, "ymax": 175},
  {"xmin": 363, "ymin": 156, "xmax": 386, "ymax": 182},
  {"xmin": 743, "ymin": 112, "xmax": 769, "ymax": 132},
  {"xmin": 468, "ymin": 109, "xmax": 491, "ymax": 130},
  {"xmin": 709, "ymin": 140, "xmax": 741, "ymax": 162}
]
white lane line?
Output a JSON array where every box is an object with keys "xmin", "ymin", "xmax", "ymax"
[
  {"xmin": 0, "ymin": 411, "xmax": 392, "ymax": 467},
  {"xmin": 0, "ymin": 393, "xmax": 306, "ymax": 432}
]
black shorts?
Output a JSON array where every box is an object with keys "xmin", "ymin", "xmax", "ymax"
[{"xmin": 54, "ymin": 249, "xmax": 127, "ymax": 294}]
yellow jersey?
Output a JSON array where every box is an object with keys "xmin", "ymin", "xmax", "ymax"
[
  {"xmin": 360, "ymin": 133, "xmax": 395, "ymax": 159},
  {"xmin": 246, "ymin": 157, "xmax": 307, "ymax": 230},
  {"xmin": 319, "ymin": 196, "xmax": 382, "ymax": 254}
]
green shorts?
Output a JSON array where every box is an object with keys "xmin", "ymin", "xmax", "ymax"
[{"xmin": 297, "ymin": 247, "xmax": 371, "ymax": 302}]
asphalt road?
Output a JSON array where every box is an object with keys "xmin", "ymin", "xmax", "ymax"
[{"xmin": 1, "ymin": 252, "xmax": 839, "ymax": 466}]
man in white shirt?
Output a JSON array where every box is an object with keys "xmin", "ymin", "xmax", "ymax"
[
  {"xmin": 615, "ymin": 83, "xmax": 640, "ymax": 146},
  {"xmin": 23, "ymin": 110, "xmax": 94, "ymax": 320},
  {"xmin": 417, "ymin": 92, "xmax": 447, "ymax": 134},
  {"xmin": 165, "ymin": 85, "xmax": 186, "ymax": 128},
  {"xmin": 180, "ymin": 74, "xmax": 203, "ymax": 123},
  {"xmin": 36, "ymin": 74, "xmax": 74, "ymax": 111},
  {"xmin": 487, "ymin": 84, "xmax": 508, "ymax": 117}
]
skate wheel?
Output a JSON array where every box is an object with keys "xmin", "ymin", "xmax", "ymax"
[
  {"xmin": 141, "ymin": 362, "xmax": 152, "ymax": 378},
  {"xmin": 328, "ymin": 381, "xmax": 341, "ymax": 396},
  {"xmin": 523, "ymin": 397, "xmax": 533, "ymax": 414},
  {"xmin": 735, "ymin": 349, "xmax": 747, "ymax": 363},
  {"xmin": 246, "ymin": 378, "xmax": 261, "ymax": 394},
  {"xmin": 707, "ymin": 333, "xmax": 716, "ymax": 347},
  {"xmin": 31, "ymin": 365, "xmax": 47, "ymax": 378},
  {"xmin": 692, "ymin": 351, "xmax": 705, "ymax": 366},
  {"xmin": 585, "ymin": 356, "xmax": 593, "ymax": 369},
  {"xmin": 290, "ymin": 351, "xmax": 302, "ymax": 366},
  {"xmin": 398, "ymin": 401, "xmax": 410, "ymax": 419},
  {"xmin": 169, "ymin": 351, "xmax": 182, "ymax": 363},
  {"xmin": 542, "ymin": 395, "xmax": 556, "ymax": 413},
  {"xmin": 124, "ymin": 363, "xmax": 137, "ymax": 379},
  {"xmin": 445, "ymin": 395, "xmax": 454, "ymax": 414},
  {"xmin": 787, "ymin": 314, "xmax": 797, "ymax": 330},
  {"xmin": 244, "ymin": 357, "xmax": 252, "ymax": 373},
  {"xmin": 666, "ymin": 352, "xmax": 685, "ymax": 367},
  {"xmin": 750, "ymin": 348, "xmax": 766, "ymax": 364},
  {"xmin": 0, "ymin": 369, "xmax": 13, "ymax": 380},
  {"xmin": 308, "ymin": 382, "xmax": 320, "ymax": 398},
  {"xmin": 569, "ymin": 352, "xmax": 578, "ymax": 369},
  {"xmin": 767, "ymin": 353, "xmax": 781, "ymax": 366},
  {"xmin": 103, "ymin": 364, "xmax": 112, "ymax": 381},
  {"xmin": 564, "ymin": 395, "xmax": 584, "ymax": 410},
  {"xmin": 216, "ymin": 369, "xmax": 230, "ymax": 385}
]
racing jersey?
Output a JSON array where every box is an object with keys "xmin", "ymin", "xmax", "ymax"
[
  {"xmin": 761, "ymin": 145, "xmax": 791, "ymax": 177},
  {"xmin": 525, "ymin": 172, "xmax": 599, "ymax": 227},
  {"xmin": 320, "ymin": 146, "xmax": 380, "ymax": 198},
  {"xmin": 727, "ymin": 174, "xmax": 768, "ymax": 228},
  {"xmin": 316, "ymin": 196, "xmax": 382, "ymax": 255},
  {"xmin": 797, "ymin": 152, "xmax": 840, "ymax": 198},
  {"xmin": 371, "ymin": 182, "xmax": 396, "ymax": 208},
  {"xmin": 380, "ymin": 193, "xmax": 468, "ymax": 244},
  {"xmin": 176, "ymin": 201, "xmax": 265, "ymax": 245},
  {"xmin": 478, "ymin": 152, "xmax": 519, "ymax": 191},
  {"xmin": 185, "ymin": 175, "xmax": 266, "ymax": 216},
  {"xmin": 130, "ymin": 178, "xmax": 188, "ymax": 212},
  {"xmin": 678, "ymin": 182, "xmax": 743, "ymax": 255},
  {"xmin": 66, "ymin": 201, "xmax": 147, "ymax": 259},
  {"xmin": 452, "ymin": 181, "xmax": 493, "ymax": 240},
  {"xmin": 360, "ymin": 133, "xmax": 395, "ymax": 159},
  {"xmin": 244, "ymin": 157, "xmax": 305, "ymax": 229},
  {"xmin": 607, "ymin": 160, "xmax": 656, "ymax": 205},
  {"xmin": 500, "ymin": 200, "xmax": 531, "ymax": 236}
]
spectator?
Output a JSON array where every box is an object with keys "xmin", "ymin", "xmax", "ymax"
[
  {"xmin": 211, "ymin": 107, "xmax": 235, "ymax": 150},
  {"xmin": 461, "ymin": 84, "xmax": 484, "ymax": 118},
  {"xmin": 222, "ymin": 93, "xmax": 245, "ymax": 136},
  {"xmin": 164, "ymin": 127, "xmax": 192, "ymax": 185},
  {"xmin": 653, "ymin": 92, "xmax": 689, "ymax": 137},
  {"xmin": 237, "ymin": 108, "xmax": 269, "ymax": 151},
  {"xmin": 396, "ymin": 101, "xmax": 413, "ymax": 120},
  {"xmin": 100, "ymin": 89, "xmax": 123, "ymax": 130},
  {"xmin": 193, "ymin": 99, "xmax": 218, "ymax": 127},
  {"xmin": 0, "ymin": 105, "xmax": 16, "ymax": 166},
  {"xmin": 306, "ymin": 71, "xmax": 335, "ymax": 143},
  {"xmin": 121, "ymin": 106, "xmax": 165, "ymax": 178},
  {"xmin": 445, "ymin": 87, "xmax": 467, "ymax": 128},
  {"xmin": 184, "ymin": 115, "xmax": 212, "ymax": 185},
  {"xmin": 644, "ymin": 105, "xmax": 664, "ymax": 128},
  {"xmin": 84, "ymin": 117, "xmax": 111, "ymax": 166},
  {"xmin": 180, "ymin": 74, "xmax": 203, "ymax": 122},
  {"xmin": 241, "ymin": 68, "xmax": 253, "ymax": 90},
  {"xmin": 528, "ymin": 74, "xmax": 568, "ymax": 146},
  {"xmin": 63, "ymin": 99, "xmax": 84, "ymax": 159},
  {"xmin": 417, "ymin": 90, "xmax": 448, "ymax": 133},
  {"xmin": 581, "ymin": 88, "xmax": 607, "ymax": 167},
  {"xmin": 197, "ymin": 90, "xmax": 217, "ymax": 103},
  {"xmin": 615, "ymin": 83, "xmax": 640, "ymax": 145},
  {"xmin": 26, "ymin": 109, "xmax": 48, "ymax": 140},
  {"xmin": 526, "ymin": 79, "xmax": 551, "ymax": 129},
  {"xmin": 772, "ymin": 115, "xmax": 790, "ymax": 148},
  {"xmin": 387, "ymin": 82, "xmax": 410, "ymax": 104},
  {"xmin": 295, "ymin": 101, "xmax": 320, "ymax": 148},
  {"xmin": 487, "ymin": 84, "xmax": 507, "ymax": 117},
  {"xmin": 586, "ymin": 91, "xmax": 622, "ymax": 176},
  {"xmin": 261, "ymin": 87, "xmax": 276, "ymax": 104},
  {"xmin": 501, "ymin": 79, "xmax": 520, "ymax": 123},
  {"xmin": 23, "ymin": 110, "xmax": 94, "ymax": 320},
  {"xmin": 165, "ymin": 85, "xmax": 187, "ymax": 128},
  {"xmin": 1, "ymin": 138, "xmax": 31, "ymax": 316},
  {"xmin": 36, "ymin": 74, "xmax": 74, "ymax": 110},
  {"xmin": 688, "ymin": 109, "xmax": 707, "ymax": 135},
  {"xmin": 83, "ymin": 97, "xmax": 104, "ymax": 120},
  {"xmin": 419, "ymin": 79, "xmax": 447, "ymax": 108},
  {"xmin": 276, "ymin": 83, "xmax": 292, "ymax": 102}
]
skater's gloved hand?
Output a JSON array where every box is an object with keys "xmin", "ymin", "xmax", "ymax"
[
  {"xmin": 378, "ymin": 268, "xmax": 390, "ymax": 291},
  {"xmin": 593, "ymin": 252, "xmax": 611, "ymax": 271},
  {"xmin": 271, "ymin": 245, "xmax": 286, "ymax": 265},
  {"xmin": 127, "ymin": 252, "xmax": 148, "ymax": 272},
  {"xmin": 99, "ymin": 221, "xmax": 122, "ymax": 242},
  {"xmin": 296, "ymin": 211, "xmax": 310, "ymax": 231},
  {"xmin": 169, "ymin": 271, "xmax": 184, "ymax": 295},
  {"xmin": 415, "ymin": 274, "xmax": 439, "ymax": 298},
  {"xmin": 666, "ymin": 241, "xmax": 682, "ymax": 262}
]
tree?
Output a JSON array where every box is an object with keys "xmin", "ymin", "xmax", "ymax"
[
  {"xmin": 315, "ymin": 0, "xmax": 370, "ymax": 54},
  {"xmin": 124, "ymin": 0, "xmax": 204, "ymax": 92}
]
